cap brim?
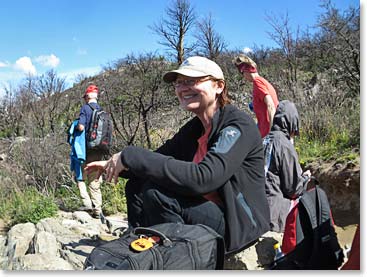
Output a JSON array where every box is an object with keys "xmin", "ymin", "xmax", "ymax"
[{"xmin": 163, "ymin": 69, "xmax": 209, "ymax": 83}]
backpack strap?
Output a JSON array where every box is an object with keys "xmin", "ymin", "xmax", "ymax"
[
  {"xmin": 299, "ymin": 187, "xmax": 320, "ymax": 269},
  {"xmin": 299, "ymin": 188, "xmax": 318, "ymax": 230},
  {"xmin": 134, "ymin": 226, "xmax": 173, "ymax": 247},
  {"xmin": 314, "ymin": 186, "xmax": 344, "ymax": 267},
  {"xmin": 263, "ymin": 135, "xmax": 274, "ymax": 174},
  {"xmin": 87, "ymin": 103, "xmax": 95, "ymax": 111},
  {"xmin": 87, "ymin": 103, "xmax": 102, "ymax": 111},
  {"xmin": 86, "ymin": 104, "xmax": 99, "ymax": 138}
]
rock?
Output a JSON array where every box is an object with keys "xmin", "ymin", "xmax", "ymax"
[
  {"xmin": 0, "ymin": 235, "xmax": 6, "ymax": 257},
  {"xmin": 11, "ymin": 254, "xmax": 74, "ymax": 270},
  {"xmin": 0, "ymin": 153, "xmax": 7, "ymax": 161},
  {"xmin": 105, "ymin": 215, "xmax": 129, "ymax": 235},
  {"xmin": 72, "ymin": 211, "xmax": 93, "ymax": 224},
  {"xmin": 0, "ymin": 236, "xmax": 6, "ymax": 269},
  {"xmin": 60, "ymin": 248, "xmax": 89, "ymax": 269},
  {"xmin": 69, "ymin": 223, "xmax": 101, "ymax": 238},
  {"xmin": 224, "ymin": 231, "xmax": 283, "ymax": 270},
  {"xmin": 6, "ymin": 222, "xmax": 36, "ymax": 259},
  {"xmin": 0, "ymin": 212, "xmax": 126, "ymax": 270},
  {"xmin": 33, "ymin": 231, "xmax": 59, "ymax": 256}
]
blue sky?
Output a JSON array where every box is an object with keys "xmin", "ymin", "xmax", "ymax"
[{"xmin": 0, "ymin": 0, "xmax": 360, "ymax": 97}]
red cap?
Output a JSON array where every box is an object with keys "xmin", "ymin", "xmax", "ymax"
[{"xmin": 85, "ymin": 85, "xmax": 99, "ymax": 94}]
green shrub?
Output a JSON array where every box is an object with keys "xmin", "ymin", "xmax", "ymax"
[
  {"xmin": 54, "ymin": 183, "xmax": 83, "ymax": 212},
  {"xmin": 101, "ymin": 178, "xmax": 127, "ymax": 215},
  {"xmin": 0, "ymin": 187, "xmax": 58, "ymax": 226},
  {"xmin": 0, "ymin": 128, "xmax": 12, "ymax": 138},
  {"xmin": 296, "ymin": 129, "xmax": 359, "ymax": 167},
  {"xmin": 54, "ymin": 177, "xmax": 128, "ymax": 215}
]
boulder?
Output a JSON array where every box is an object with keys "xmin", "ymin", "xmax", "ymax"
[
  {"xmin": 6, "ymin": 222, "xmax": 36, "ymax": 259},
  {"xmin": 224, "ymin": 231, "xmax": 283, "ymax": 270},
  {"xmin": 33, "ymin": 231, "xmax": 59, "ymax": 257},
  {"xmin": 11, "ymin": 254, "xmax": 74, "ymax": 270}
]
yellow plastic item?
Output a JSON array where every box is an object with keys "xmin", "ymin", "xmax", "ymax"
[{"xmin": 131, "ymin": 237, "xmax": 154, "ymax": 252}]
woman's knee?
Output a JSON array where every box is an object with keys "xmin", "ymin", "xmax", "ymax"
[
  {"xmin": 142, "ymin": 187, "xmax": 180, "ymax": 215},
  {"xmin": 142, "ymin": 188, "xmax": 162, "ymax": 209}
]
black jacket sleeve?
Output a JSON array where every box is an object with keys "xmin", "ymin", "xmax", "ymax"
[{"xmin": 120, "ymin": 115, "xmax": 260, "ymax": 196}]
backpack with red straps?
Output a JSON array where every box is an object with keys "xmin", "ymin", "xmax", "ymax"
[
  {"xmin": 271, "ymin": 182, "xmax": 344, "ymax": 270},
  {"xmin": 86, "ymin": 103, "xmax": 113, "ymax": 151}
]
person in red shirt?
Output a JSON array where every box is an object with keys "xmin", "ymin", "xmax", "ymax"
[{"xmin": 233, "ymin": 54, "xmax": 279, "ymax": 138}]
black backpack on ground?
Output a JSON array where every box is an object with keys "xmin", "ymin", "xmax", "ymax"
[
  {"xmin": 271, "ymin": 184, "xmax": 344, "ymax": 270},
  {"xmin": 84, "ymin": 222, "xmax": 225, "ymax": 270},
  {"xmin": 86, "ymin": 104, "xmax": 113, "ymax": 151}
]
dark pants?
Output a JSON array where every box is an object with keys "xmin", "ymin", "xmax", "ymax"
[{"xmin": 125, "ymin": 181, "xmax": 226, "ymax": 237}]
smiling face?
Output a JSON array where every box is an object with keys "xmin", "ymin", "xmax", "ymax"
[{"xmin": 174, "ymin": 75, "xmax": 224, "ymax": 119}]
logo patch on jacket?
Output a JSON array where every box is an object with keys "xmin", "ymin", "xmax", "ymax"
[{"xmin": 211, "ymin": 126, "xmax": 241, "ymax": 153}]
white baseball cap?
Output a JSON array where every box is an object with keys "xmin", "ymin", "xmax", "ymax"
[{"xmin": 163, "ymin": 56, "xmax": 225, "ymax": 83}]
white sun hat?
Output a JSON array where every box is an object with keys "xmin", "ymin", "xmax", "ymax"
[{"xmin": 163, "ymin": 56, "xmax": 225, "ymax": 83}]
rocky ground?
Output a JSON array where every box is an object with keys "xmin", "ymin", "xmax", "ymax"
[
  {"xmin": 0, "ymin": 211, "xmax": 129, "ymax": 270},
  {"xmin": 0, "ymin": 209, "xmax": 357, "ymax": 271},
  {"xmin": 1, "ymin": 210, "xmax": 280, "ymax": 270}
]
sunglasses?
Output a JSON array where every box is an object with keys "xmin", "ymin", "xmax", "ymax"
[{"xmin": 173, "ymin": 77, "xmax": 217, "ymax": 88}]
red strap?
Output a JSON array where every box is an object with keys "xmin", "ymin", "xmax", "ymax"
[{"xmin": 282, "ymin": 205, "xmax": 299, "ymax": 254}]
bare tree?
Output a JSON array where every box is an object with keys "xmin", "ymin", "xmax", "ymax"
[
  {"xmin": 317, "ymin": 0, "xmax": 360, "ymax": 98},
  {"xmin": 0, "ymin": 84, "xmax": 24, "ymax": 137},
  {"xmin": 266, "ymin": 12, "xmax": 301, "ymax": 95},
  {"xmin": 25, "ymin": 70, "xmax": 66, "ymax": 136},
  {"xmin": 102, "ymin": 53, "xmax": 175, "ymax": 149},
  {"xmin": 194, "ymin": 13, "xmax": 227, "ymax": 60},
  {"xmin": 73, "ymin": 73, "xmax": 88, "ymax": 85},
  {"xmin": 150, "ymin": 0, "xmax": 196, "ymax": 64}
]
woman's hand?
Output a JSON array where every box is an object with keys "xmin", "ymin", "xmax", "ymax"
[
  {"xmin": 84, "ymin": 160, "xmax": 108, "ymax": 180},
  {"xmin": 302, "ymin": 170, "xmax": 311, "ymax": 178},
  {"xmin": 85, "ymin": 152, "xmax": 127, "ymax": 184},
  {"xmin": 104, "ymin": 152, "xmax": 127, "ymax": 184}
]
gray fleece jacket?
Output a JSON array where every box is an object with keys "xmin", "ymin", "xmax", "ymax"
[{"xmin": 263, "ymin": 100, "xmax": 308, "ymax": 232}]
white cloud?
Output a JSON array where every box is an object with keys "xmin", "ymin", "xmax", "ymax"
[
  {"xmin": 0, "ymin": 61, "xmax": 10, "ymax": 68},
  {"xmin": 14, "ymin": 56, "xmax": 37, "ymax": 75},
  {"xmin": 242, "ymin": 47, "xmax": 253, "ymax": 54},
  {"xmin": 35, "ymin": 54, "xmax": 60, "ymax": 68}
]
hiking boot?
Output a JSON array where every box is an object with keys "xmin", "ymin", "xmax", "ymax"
[
  {"xmin": 78, "ymin": 206, "xmax": 93, "ymax": 213},
  {"xmin": 93, "ymin": 210, "xmax": 106, "ymax": 224}
]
